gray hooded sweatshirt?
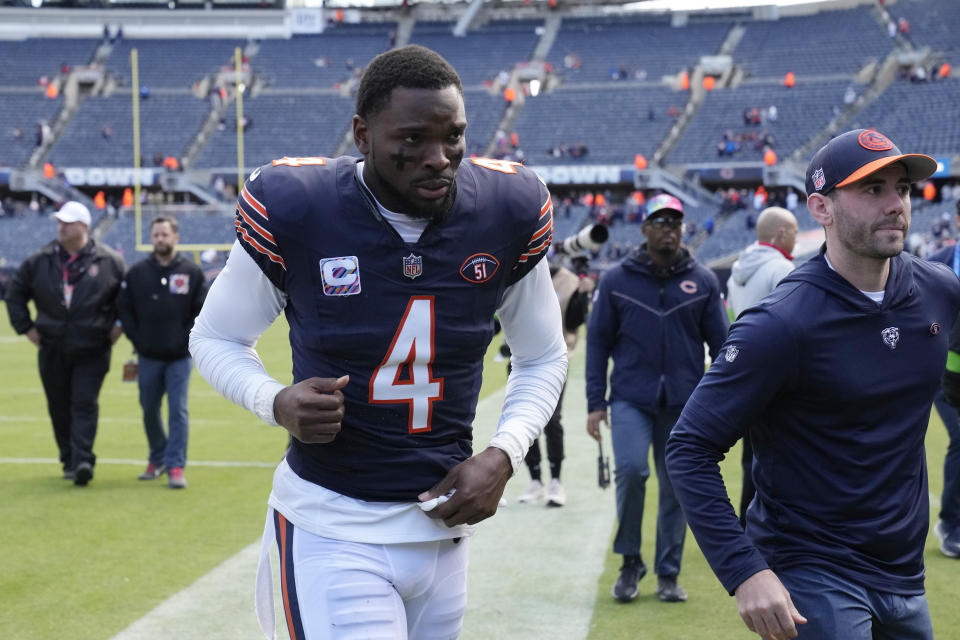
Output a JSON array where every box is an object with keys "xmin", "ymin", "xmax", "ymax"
[{"xmin": 726, "ymin": 242, "xmax": 794, "ymax": 319}]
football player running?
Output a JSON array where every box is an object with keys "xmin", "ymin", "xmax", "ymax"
[{"xmin": 190, "ymin": 45, "xmax": 567, "ymax": 639}]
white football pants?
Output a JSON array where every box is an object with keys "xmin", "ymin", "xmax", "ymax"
[{"xmin": 257, "ymin": 508, "xmax": 469, "ymax": 640}]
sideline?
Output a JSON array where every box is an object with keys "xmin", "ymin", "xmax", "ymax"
[
  {"xmin": 0, "ymin": 456, "xmax": 277, "ymax": 468},
  {"xmin": 109, "ymin": 365, "xmax": 616, "ymax": 640}
]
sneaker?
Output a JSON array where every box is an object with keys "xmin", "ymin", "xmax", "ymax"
[
  {"xmin": 612, "ymin": 555, "xmax": 646, "ymax": 602},
  {"xmin": 934, "ymin": 520, "xmax": 960, "ymax": 558},
  {"xmin": 168, "ymin": 467, "xmax": 187, "ymax": 489},
  {"xmin": 516, "ymin": 479, "xmax": 545, "ymax": 503},
  {"xmin": 546, "ymin": 478, "xmax": 566, "ymax": 507},
  {"xmin": 138, "ymin": 462, "xmax": 166, "ymax": 481},
  {"xmin": 656, "ymin": 575, "xmax": 688, "ymax": 602},
  {"xmin": 63, "ymin": 468, "xmax": 75, "ymax": 481},
  {"xmin": 73, "ymin": 462, "xmax": 93, "ymax": 487}
]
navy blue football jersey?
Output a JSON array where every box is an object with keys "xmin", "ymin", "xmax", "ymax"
[{"xmin": 235, "ymin": 156, "xmax": 553, "ymax": 501}]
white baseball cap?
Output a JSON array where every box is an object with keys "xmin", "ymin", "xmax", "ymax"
[{"xmin": 53, "ymin": 201, "xmax": 92, "ymax": 226}]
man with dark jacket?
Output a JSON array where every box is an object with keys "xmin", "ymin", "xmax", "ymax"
[
  {"xmin": 5, "ymin": 201, "xmax": 125, "ymax": 486},
  {"xmin": 726, "ymin": 205, "xmax": 798, "ymax": 525},
  {"xmin": 585, "ymin": 193, "xmax": 729, "ymax": 604},
  {"xmin": 667, "ymin": 129, "xmax": 960, "ymax": 639},
  {"xmin": 117, "ymin": 216, "xmax": 205, "ymax": 489},
  {"xmin": 925, "ymin": 199, "xmax": 960, "ymax": 559}
]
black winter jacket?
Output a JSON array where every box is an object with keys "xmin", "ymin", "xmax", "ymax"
[{"xmin": 6, "ymin": 239, "xmax": 126, "ymax": 354}]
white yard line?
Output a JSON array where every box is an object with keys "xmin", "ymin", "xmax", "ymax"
[
  {"xmin": 108, "ymin": 368, "xmax": 615, "ymax": 640},
  {"xmin": 0, "ymin": 457, "xmax": 277, "ymax": 468},
  {"xmin": 0, "ymin": 415, "xmax": 244, "ymax": 424}
]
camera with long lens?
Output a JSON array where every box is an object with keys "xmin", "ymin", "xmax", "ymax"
[{"xmin": 556, "ymin": 223, "xmax": 609, "ymax": 256}]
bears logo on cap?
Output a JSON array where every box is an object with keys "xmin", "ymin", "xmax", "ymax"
[{"xmin": 858, "ymin": 130, "xmax": 894, "ymax": 152}]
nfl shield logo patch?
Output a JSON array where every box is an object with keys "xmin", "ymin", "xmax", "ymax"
[
  {"xmin": 812, "ymin": 168, "xmax": 826, "ymax": 191},
  {"xmin": 403, "ymin": 253, "xmax": 423, "ymax": 280}
]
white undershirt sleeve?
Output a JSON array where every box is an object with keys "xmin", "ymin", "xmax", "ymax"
[
  {"xmin": 189, "ymin": 241, "xmax": 289, "ymax": 426},
  {"xmin": 488, "ymin": 259, "xmax": 569, "ymax": 473}
]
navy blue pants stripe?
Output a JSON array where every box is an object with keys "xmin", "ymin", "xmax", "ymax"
[{"xmin": 274, "ymin": 511, "xmax": 306, "ymax": 640}]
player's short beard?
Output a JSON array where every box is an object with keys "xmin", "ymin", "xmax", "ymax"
[{"xmin": 377, "ymin": 171, "xmax": 458, "ymax": 225}]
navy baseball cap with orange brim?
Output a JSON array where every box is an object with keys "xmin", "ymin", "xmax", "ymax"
[{"xmin": 805, "ymin": 129, "xmax": 937, "ymax": 197}]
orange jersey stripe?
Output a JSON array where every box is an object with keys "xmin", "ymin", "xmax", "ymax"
[
  {"xmin": 235, "ymin": 220, "xmax": 287, "ymax": 269},
  {"xmin": 235, "ymin": 206, "xmax": 276, "ymax": 244},
  {"xmin": 529, "ymin": 216, "xmax": 553, "ymax": 243},
  {"xmin": 241, "ymin": 185, "xmax": 268, "ymax": 219},
  {"xmin": 540, "ymin": 195, "xmax": 552, "ymax": 217}
]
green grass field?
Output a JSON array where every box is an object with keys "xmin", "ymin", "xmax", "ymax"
[{"xmin": 1, "ymin": 300, "xmax": 958, "ymax": 639}]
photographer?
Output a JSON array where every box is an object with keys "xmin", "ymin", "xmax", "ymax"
[{"xmin": 514, "ymin": 259, "xmax": 595, "ymax": 507}]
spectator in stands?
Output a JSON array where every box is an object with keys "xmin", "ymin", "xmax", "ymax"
[
  {"xmin": 725, "ymin": 206, "xmax": 798, "ymax": 524},
  {"xmin": 586, "ymin": 194, "xmax": 729, "ymax": 605},
  {"xmin": 898, "ymin": 17, "xmax": 910, "ymax": 37},
  {"xmin": 667, "ymin": 128, "xmax": 955, "ymax": 640},
  {"xmin": 4, "ymin": 201, "xmax": 125, "ymax": 486},
  {"xmin": 117, "ymin": 217, "xmax": 206, "ymax": 490},
  {"xmin": 751, "ymin": 187, "xmax": 765, "ymax": 212},
  {"xmin": 36, "ymin": 121, "xmax": 51, "ymax": 147},
  {"xmin": 925, "ymin": 198, "xmax": 960, "ymax": 559},
  {"xmin": 785, "ymin": 188, "xmax": 799, "ymax": 213}
]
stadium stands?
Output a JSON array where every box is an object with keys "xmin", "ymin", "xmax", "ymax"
[
  {"xmin": 46, "ymin": 92, "xmax": 209, "ymax": 168},
  {"xmin": 105, "ymin": 38, "xmax": 245, "ymax": 88},
  {"xmin": 885, "ymin": 0, "xmax": 960, "ymax": 64},
  {"xmin": 253, "ymin": 23, "xmax": 395, "ymax": 89},
  {"xmin": 192, "ymin": 91, "xmax": 356, "ymax": 169},
  {"xmin": 668, "ymin": 79, "xmax": 854, "ymax": 164},
  {"xmin": 98, "ymin": 209, "xmax": 235, "ymax": 265},
  {"xmin": 0, "ymin": 215, "xmax": 60, "ymax": 266},
  {"xmin": 733, "ymin": 7, "xmax": 892, "ymax": 78},
  {"xmin": 514, "ymin": 85, "xmax": 680, "ymax": 166},
  {"xmin": 849, "ymin": 77, "xmax": 960, "ymax": 158},
  {"xmin": 0, "ymin": 90, "xmax": 63, "ymax": 168},
  {"xmin": 408, "ymin": 20, "xmax": 541, "ymax": 87},
  {"xmin": 0, "ymin": 38, "xmax": 99, "ymax": 86},
  {"xmin": 548, "ymin": 16, "xmax": 731, "ymax": 83}
]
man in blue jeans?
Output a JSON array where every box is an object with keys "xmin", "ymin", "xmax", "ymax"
[
  {"xmin": 667, "ymin": 129, "xmax": 960, "ymax": 639},
  {"xmin": 585, "ymin": 194, "xmax": 728, "ymax": 603},
  {"xmin": 117, "ymin": 216, "xmax": 206, "ymax": 489}
]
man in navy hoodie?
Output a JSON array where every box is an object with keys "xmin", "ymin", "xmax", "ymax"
[
  {"xmin": 585, "ymin": 193, "xmax": 729, "ymax": 604},
  {"xmin": 924, "ymin": 199, "xmax": 960, "ymax": 559},
  {"xmin": 666, "ymin": 129, "xmax": 960, "ymax": 640}
]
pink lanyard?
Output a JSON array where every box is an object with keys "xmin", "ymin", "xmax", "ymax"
[{"xmin": 62, "ymin": 253, "xmax": 79, "ymax": 308}]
